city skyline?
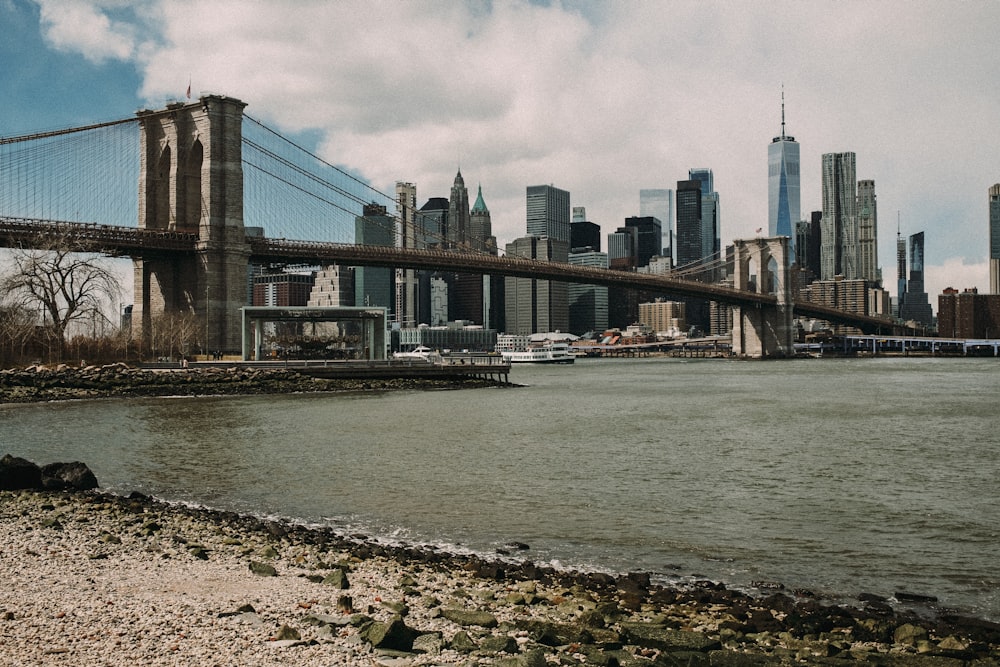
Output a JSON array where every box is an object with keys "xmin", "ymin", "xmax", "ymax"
[{"xmin": 2, "ymin": 1, "xmax": 998, "ymax": 307}]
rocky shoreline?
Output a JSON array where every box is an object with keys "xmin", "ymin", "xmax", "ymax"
[
  {"xmin": 2, "ymin": 464, "xmax": 999, "ymax": 666},
  {"xmin": 0, "ymin": 364, "xmax": 509, "ymax": 404}
]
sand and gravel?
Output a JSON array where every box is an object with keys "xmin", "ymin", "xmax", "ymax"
[{"xmin": 3, "ymin": 488, "xmax": 1000, "ymax": 666}]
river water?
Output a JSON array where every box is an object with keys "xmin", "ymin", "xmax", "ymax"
[{"xmin": 3, "ymin": 357, "xmax": 999, "ymax": 620}]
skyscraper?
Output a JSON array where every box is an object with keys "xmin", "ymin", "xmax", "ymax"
[
  {"xmin": 568, "ymin": 250, "xmax": 609, "ymax": 335},
  {"xmin": 624, "ymin": 216, "xmax": 662, "ymax": 268},
  {"xmin": 990, "ymin": 184, "xmax": 1000, "ymax": 293},
  {"xmin": 688, "ymin": 168, "xmax": 720, "ymax": 267},
  {"xmin": 820, "ymin": 152, "xmax": 858, "ymax": 279},
  {"xmin": 896, "ymin": 222, "xmax": 907, "ymax": 316},
  {"xmin": 768, "ymin": 92, "xmax": 800, "ymax": 250},
  {"xmin": 899, "ymin": 231, "xmax": 933, "ymax": 326},
  {"xmin": 469, "ymin": 184, "xmax": 497, "ymax": 254},
  {"xmin": 447, "ymin": 169, "xmax": 470, "ymax": 248},
  {"xmin": 856, "ymin": 179, "xmax": 879, "ymax": 284},
  {"xmin": 526, "ymin": 184, "xmax": 571, "ymax": 244},
  {"xmin": 395, "ymin": 182, "xmax": 419, "ymax": 326},
  {"xmin": 640, "ymin": 189, "xmax": 674, "ymax": 262},
  {"xmin": 675, "ymin": 179, "xmax": 703, "ymax": 269},
  {"xmin": 504, "ymin": 235, "xmax": 569, "ymax": 335},
  {"xmin": 354, "ymin": 203, "xmax": 395, "ymax": 310}
]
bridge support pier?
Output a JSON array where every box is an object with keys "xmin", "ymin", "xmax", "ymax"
[
  {"xmin": 731, "ymin": 236, "xmax": 794, "ymax": 359},
  {"xmin": 133, "ymin": 95, "xmax": 249, "ymax": 355}
]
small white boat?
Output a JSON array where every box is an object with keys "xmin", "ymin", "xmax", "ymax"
[
  {"xmin": 393, "ymin": 345, "xmax": 437, "ymax": 361},
  {"xmin": 501, "ymin": 342, "xmax": 575, "ymax": 364}
]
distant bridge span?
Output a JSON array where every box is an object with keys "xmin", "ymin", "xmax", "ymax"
[{"xmin": 0, "ymin": 215, "xmax": 898, "ymax": 334}]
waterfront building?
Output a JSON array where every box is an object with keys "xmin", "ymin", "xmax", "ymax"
[
  {"xmin": 624, "ymin": 216, "xmax": 663, "ymax": 269},
  {"xmin": 857, "ymin": 179, "xmax": 880, "ymax": 284},
  {"xmin": 899, "ymin": 231, "xmax": 933, "ymax": 327},
  {"xmin": 568, "ymin": 250, "xmax": 609, "ymax": 335},
  {"xmin": 938, "ymin": 287, "xmax": 1000, "ymax": 338},
  {"xmin": 640, "ymin": 188, "xmax": 674, "ymax": 262},
  {"xmin": 354, "ymin": 203, "xmax": 395, "ymax": 312},
  {"xmin": 504, "ymin": 235, "xmax": 569, "ymax": 335},
  {"xmin": 639, "ymin": 299, "xmax": 685, "ymax": 336},
  {"xmin": 394, "ymin": 321, "xmax": 497, "ymax": 353},
  {"xmin": 990, "ymin": 184, "xmax": 1000, "ymax": 293},
  {"xmin": 820, "ymin": 152, "xmax": 858, "ymax": 280},
  {"xmin": 768, "ymin": 93, "xmax": 800, "ymax": 251},
  {"xmin": 799, "ymin": 275, "xmax": 868, "ymax": 335},
  {"xmin": 526, "ymin": 184, "xmax": 571, "ymax": 244},
  {"xmin": 253, "ymin": 272, "xmax": 314, "ymax": 307}
]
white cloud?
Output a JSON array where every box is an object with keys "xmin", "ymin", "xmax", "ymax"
[{"xmin": 35, "ymin": 0, "xmax": 141, "ymax": 63}]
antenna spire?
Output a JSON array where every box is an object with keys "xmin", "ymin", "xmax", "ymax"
[{"xmin": 780, "ymin": 84, "xmax": 786, "ymax": 139}]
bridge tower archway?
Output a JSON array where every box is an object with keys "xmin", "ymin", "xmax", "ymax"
[
  {"xmin": 133, "ymin": 96, "xmax": 249, "ymax": 355},
  {"xmin": 731, "ymin": 236, "xmax": 794, "ymax": 358}
]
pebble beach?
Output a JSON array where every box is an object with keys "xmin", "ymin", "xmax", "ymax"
[{"xmin": 3, "ymin": 487, "xmax": 1000, "ymax": 666}]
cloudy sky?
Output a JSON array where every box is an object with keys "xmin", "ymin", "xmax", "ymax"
[{"xmin": 3, "ymin": 0, "xmax": 999, "ymax": 307}]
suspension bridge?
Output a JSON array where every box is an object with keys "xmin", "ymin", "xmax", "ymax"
[{"xmin": 0, "ymin": 95, "xmax": 900, "ymax": 358}]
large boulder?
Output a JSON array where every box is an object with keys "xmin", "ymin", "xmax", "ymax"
[
  {"xmin": 0, "ymin": 454, "xmax": 42, "ymax": 490},
  {"xmin": 40, "ymin": 461, "xmax": 99, "ymax": 490}
]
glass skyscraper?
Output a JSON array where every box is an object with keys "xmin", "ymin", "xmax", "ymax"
[
  {"xmin": 768, "ymin": 97, "xmax": 800, "ymax": 251},
  {"xmin": 639, "ymin": 188, "xmax": 673, "ymax": 263},
  {"xmin": 820, "ymin": 152, "xmax": 857, "ymax": 280},
  {"xmin": 526, "ymin": 184, "xmax": 570, "ymax": 244}
]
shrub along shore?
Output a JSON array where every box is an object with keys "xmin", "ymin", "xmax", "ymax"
[
  {"xmin": 1, "ymin": 456, "xmax": 999, "ymax": 666},
  {"xmin": 0, "ymin": 363, "xmax": 508, "ymax": 404}
]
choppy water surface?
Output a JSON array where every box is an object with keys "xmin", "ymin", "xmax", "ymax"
[{"xmin": 3, "ymin": 357, "xmax": 999, "ymax": 620}]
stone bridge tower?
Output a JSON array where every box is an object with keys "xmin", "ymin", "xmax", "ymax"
[
  {"xmin": 133, "ymin": 95, "xmax": 249, "ymax": 355},
  {"xmin": 731, "ymin": 236, "xmax": 794, "ymax": 358}
]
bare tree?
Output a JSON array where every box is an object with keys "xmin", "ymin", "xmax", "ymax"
[{"xmin": 0, "ymin": 232, "xmax": 123, "ymax": 360}]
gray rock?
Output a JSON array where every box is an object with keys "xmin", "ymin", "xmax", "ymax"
[
  {"xmin": 360, "ymin": 617, "xmax": 415, "ymax": 651},
  {"xmin": 478, "ymin": 634, "xmax": 519, "ymax": 655},
  {"xmin": 619, "ymin": 622, "xmax": 721, "ymax": 652},
  {"xmin": 411, "ymin": 632, "xmax": 443, "ymax": 655},
  {"xmin": 894, "ymin": 622, "xmax": 929, "ymax": 646},
  {"xmin": 40, "ymin": 461, "xmax": 99, "ymax": 490},
  {"xmin": 0, "ymin": 454, "xmax": 42, "ymax": 490},
  {"xmin": 249, "ymin": 561, "xmax": 277, "ymax": 576},
  {"xmin": 322, "ymin": 568, "xmax": 350, "ymax": 589},
  {"xmin": 440, "ymin": 608, "xmax": 498, "ymax": 628},
  {"xmin": 447, "ymin": 630, "xmax": 478, "ymax": 653},
  {"xmin": 492, "ymin": 648, "xmax": 549, "ymax": 667},
  {"xmin": 275, "ymin": 624, "xmax": 301, "ymax": 641}
]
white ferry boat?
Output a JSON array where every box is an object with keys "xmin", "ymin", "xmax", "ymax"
[
  {"xmin": 392, "ymin": 346, "xmax": 438, "ymax": 362},
  {"xmin": 501, "ymin": 342, "xmax": 575, "ymax": 364}
]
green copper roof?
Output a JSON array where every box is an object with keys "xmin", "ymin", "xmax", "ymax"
[{"xmin": 471, "ymin": 184, "xmax": 488, "ymax": 213}]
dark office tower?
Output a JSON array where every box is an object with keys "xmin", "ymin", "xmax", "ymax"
[
  {"xmin": 447, "ymin": 169, "xmax": 470, "ymax": 248},
  {"xmin": 899, "ymin": 231, "xmax": 933, "ymax": 326},
  {"xmin": 526, "ymin": 184, "xmax": 571, "ymax": 244},
  {"xmin": 675, "ymin": 180, "xmax": 704, "ymax": 269},
  {"xmin": 417, "ymin": 197, "xmax": 449, "ymax": 248},
  {"xmin": 688, "ymin": 168, "xmax": 720, "ymax": 268},
  {"xmin": 571, "ymin": 220, "xmax": 601, "ymax": 252},
  {"xmin": 469, "ymin": 184, "xmax": 497, "ymax": 255},
  {"xmin": 820, "ymin": 152, "xmax": 857, "ymax": 279},
  {"xmin": 795, "ymin": 211, "xmax": 822, "ymax": 282},
  {"xmin": 504, "ymin": 235, "xmax": 569, "ymax": 335},
  {"xmin": 640, "ymin": 189, "xmax": 674, "ymax": 262},
  {"xmin": 990, "ymin": 184, "xmax": 1000, "ymax": 293},
  {"xmin": 857, "ymin": 179, "xmax": 879, "ymax": 284},
  {"xmin": 354, "ymin": 203, "xmax": 395, "ymax": 311},
  {"xmin": 624, "ymin": 216, "xmax": 663, "ymax": 268}
]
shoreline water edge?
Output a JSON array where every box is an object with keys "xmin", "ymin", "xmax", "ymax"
[{"xmin": 4, "ymin": 367, "xmax": 1000, "ymax": 665}]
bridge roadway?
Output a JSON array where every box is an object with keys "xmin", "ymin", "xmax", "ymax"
[{"xmin": 0, "ymin": 215, "xmax": 899, "ymax": 333}]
